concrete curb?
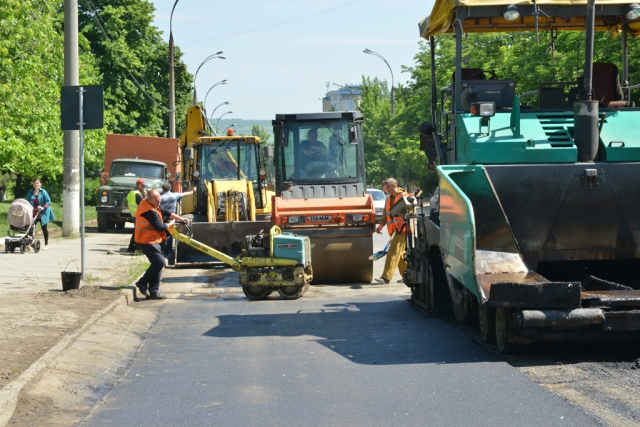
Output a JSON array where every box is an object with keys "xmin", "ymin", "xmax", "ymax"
[{"xmin": 0, "ymin": 292, "xmax": 129, "ymax": 427}]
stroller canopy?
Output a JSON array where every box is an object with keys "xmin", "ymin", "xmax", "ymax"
[{"xmin": 8, "ymin": 199, "xmax": 33, "ymax": 229}]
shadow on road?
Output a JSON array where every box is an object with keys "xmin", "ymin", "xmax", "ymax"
[{"xmin": 202, "ymin": 299, "xmax": 499, "ymax": 366}]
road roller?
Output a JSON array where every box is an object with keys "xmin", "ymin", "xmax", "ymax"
[{"xmin": 271, "ymin": 111, "xmax": 375, "ymax": 284}]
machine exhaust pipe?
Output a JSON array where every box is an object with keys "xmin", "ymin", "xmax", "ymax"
[{"xmin": 574, "ymin": 0, "xmax": 599, "ymax": 163}]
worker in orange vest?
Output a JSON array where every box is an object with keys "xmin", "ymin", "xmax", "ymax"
[
  {"xmin": 134, "ymin": 189, "xmax": 189, "ymax": 300},
  {"xmin": 375, "ymin": 177, "xmax": 410, "ymax": 284}
]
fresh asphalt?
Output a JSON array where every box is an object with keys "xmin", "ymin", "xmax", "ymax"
[{"xmin": 83, "ymin": 232, "xmax": 597, "ymax": 426}]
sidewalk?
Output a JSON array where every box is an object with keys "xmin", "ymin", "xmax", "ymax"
[{"xmin": 0, "ymin": 224, "xmax": 146, "ymax": 396}]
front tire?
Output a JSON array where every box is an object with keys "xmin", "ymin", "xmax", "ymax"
[
  {"xmin": 447, "ymin": 274, "xmax": 478, "ymax": 325},
  {"xmin": 242, "ymin": 285, "xmax": 272, "ymax": 301},
  {"xmin": 97, "ymin": 213, "xmax": 108, "ymax": 233}
]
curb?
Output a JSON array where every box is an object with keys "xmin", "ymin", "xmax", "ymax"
[{"xmin": 0, "ymin": 291, "xmax": 129, "ymax": 427}]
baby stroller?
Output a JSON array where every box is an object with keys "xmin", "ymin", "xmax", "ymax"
[{"xmin": 5, "ymin": 198, "xmax": 42, "ymax": 254}]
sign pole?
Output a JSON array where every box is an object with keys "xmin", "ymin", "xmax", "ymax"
[{"xmin": 79, "ymin": 87, "xmax": 86, "ymax": 280}]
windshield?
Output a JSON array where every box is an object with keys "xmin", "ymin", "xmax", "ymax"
[
  {"xmin": 367, "ymin": 190, "xmax": 386, "ymax": 201},
  {"xmin": 200, "ymin": 140, "xmax": 259, "ymax": 181},
  {"xmin": 279, "ymin": 120, "xmax": 358, "ymax": 182},
  {"xmin": 110, "ymin": 162, "xmax": 164, "ymax": 179}
]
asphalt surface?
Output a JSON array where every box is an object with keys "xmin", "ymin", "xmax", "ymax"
[{"xmin": 83, "ymin": 287, "xmax": 597, "ymax": 425}]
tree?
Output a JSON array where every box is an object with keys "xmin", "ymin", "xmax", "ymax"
[
  {"xmin": 78, "ymin": 0, "xmax": 193, "ymax": 137},
  {"xmin": 251, "ymin": 125, "xmax": 271, "ymax": 143}
]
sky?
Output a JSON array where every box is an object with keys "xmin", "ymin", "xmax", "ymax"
[{"xmin": 150, "ymin": 0, "xmax": 435, "ymax": 120}]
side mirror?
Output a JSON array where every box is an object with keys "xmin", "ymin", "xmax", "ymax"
[
  {"xmin": 278, "ymin": 127, "xmax": 289, "ymax": 147},
  {"xmin": 348, "ymin": 124, "xmax": 358, "ymax": 145},
  {"xmin": 184, "ymin": 148, "xmax": 194, "ymax": 161}
]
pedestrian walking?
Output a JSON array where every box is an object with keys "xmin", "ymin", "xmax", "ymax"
[
  {"xmin": 160, "ymin": 181, "xmax": 195, "ymax": 257},
  {"xmin": 134, "ymin": 189, "xmax": 189, "ymax": 300},
  {"xmin": 374, "ymin": 177, "xmax": 410, "ymax": 284},
  {"xmin": 25, "ymin": 178, "xmax": 54, "ymax": 250},
  {"xmin": 126, "ymin": 179, "xmax": 147, "ymax": 252}
]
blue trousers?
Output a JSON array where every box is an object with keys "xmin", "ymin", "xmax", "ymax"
[{"xmin": 136, "ymin": 242, "xmax": 165, "ymax": 295}]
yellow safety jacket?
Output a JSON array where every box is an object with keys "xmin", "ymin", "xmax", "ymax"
[{"xmin": 127, "ymin": 189, "xmax": 143, "ymax": 216}]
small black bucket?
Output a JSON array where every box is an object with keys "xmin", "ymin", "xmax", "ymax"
[{"xmin": 61, "ymin": 261, "xmax": 81, "ymax": 291}]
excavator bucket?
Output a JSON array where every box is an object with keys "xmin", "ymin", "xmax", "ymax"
[{"xmin": 175, "ymin": 221, "xmax": 271, "ymax": 266}]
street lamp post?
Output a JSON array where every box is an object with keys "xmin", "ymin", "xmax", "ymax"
[
  {"xmin": 203, "ymin": 79, "xmax": 227, "ymax": 113},
  {"xmin": 216, "ymin": 111, "xmax": 233, "ymax": 129},
  {"xmin": 193, "ymin": 52, "xmax": 225, "ymax": 105},
  {"xmin": 363, "ymin": 48, "xmax": 395, "ymax": 115},
  {"xmin": 168, "ymin": 0, "xmax": 180, "ymax": 138},
  {"xmin": 209, "ymin": 101, "xmax": 230, "ymax": 122}
]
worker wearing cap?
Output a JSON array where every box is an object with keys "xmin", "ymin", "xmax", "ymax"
[
  {"xmin": 375, "ymin": 177, "xmax": 409, "ymax": 284},
  {"xmin": 134, "ymin": 189, "xmax": 189, "ymax": 300},
  {"xmin": 126, "ymin": 179, "xmax": 147, "ymax": 252}
]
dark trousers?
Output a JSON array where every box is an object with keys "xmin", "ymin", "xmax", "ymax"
[
  {"xmin": 128, "ymin": 233, "xmax": 136, "ymax": 251},
  {"xmin": 29, "ymin": 218, "xmax": 48, "ymax": 245},
  {"xmin": 136, "ymin": 242, "xmax": 165, "ymax": 295}
]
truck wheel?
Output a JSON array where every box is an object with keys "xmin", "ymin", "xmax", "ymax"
[
  {"xmin": 447, "ymin": 273, "xmax": 478, "ymax": 325},
  {"xmin": 97, "ymin": 213, "xmax": 108, "ymax": 232},
  {"xmin": 107, "ymin": 217, "xmax": 116, "ymax": 229},
  {"xmin": 115, "ymin": 221, "xmax": 125, "ymax": 230},
  {"xmin": 479, "ymin": 304, "xmax": 496, "ymax": 343}
]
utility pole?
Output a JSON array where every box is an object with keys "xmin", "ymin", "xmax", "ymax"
[{"xmin": 63, "ymin": 0, "xmax": 80, "ymax": 236}]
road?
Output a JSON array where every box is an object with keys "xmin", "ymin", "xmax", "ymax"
[{"xmin": 81, "ymin": 233, "xmax": 597, "ymax": 426}]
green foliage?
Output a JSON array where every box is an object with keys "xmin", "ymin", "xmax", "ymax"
[
  {"xmin": 251, "ymin": 125, "xmax": 271, "ymax": 143},
  {"xmin": 84, "ymin": 177, "xmax": 101, "ymax": 206}
]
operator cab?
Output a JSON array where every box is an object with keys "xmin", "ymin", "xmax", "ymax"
[{"xmin": 272, "ymin": 112, "xmax": 366, "ymax": 197}]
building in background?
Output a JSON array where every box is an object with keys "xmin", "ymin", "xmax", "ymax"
[{"xmin": 321, "ymin": 84, "xmax": 361, "ymax": 112}]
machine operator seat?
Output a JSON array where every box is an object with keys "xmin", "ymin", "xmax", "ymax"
[{"xmin": 592, "ymin": 62, "xmax": 634, "ymax": 108}]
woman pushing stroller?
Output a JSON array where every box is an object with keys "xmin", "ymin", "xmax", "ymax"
[{"xmin": 25, "ymin": 178, "xmax": 54, "ymax": 250}]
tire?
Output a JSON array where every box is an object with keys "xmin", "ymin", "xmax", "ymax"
[
  {"xmin": 447, "ymin": 273, "xmax": 478, "ymax": 325},
  {"xmin": 115, "ymin": 221, "xmax": 125, "ymax": 230},
  {"xmin": 277, "ymin": 283, "xmax": 309, "ymax": 300},
  {"xmin": 20, "ymin": 243, "xmax": 25, "ymax": 254},
  {"xmin": 479, "ymin": 303, "xmax": 496, "ymax": 343},
  {"xmin": 4, "ymin": 241, "xmax": 8, "ymax": 253},
  {"xmin": 107, "ymin": 216, "xmax": 116, "ymax": 229},
  {"xmin": 242, "ymin": 285, "xmax": 272, "ymax": 301},
  {"xmin": 33, "ymin": 240, "xmax": 41, "ymax": 253},
  {"xmin": 97, "ymin": 213, "xmax": 108, "ymax": 233},
  {"xmin": 496, "ymin": 308, "xmax": 520, "ymax": 353}
]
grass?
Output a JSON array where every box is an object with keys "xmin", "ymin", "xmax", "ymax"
[
  {"xmin": 117, "ymin": 259, "xmax": 150, "ymax": 291},
  {"xmin": 0, "ymin": 200, "xmax": 96, "ymax": 235}
]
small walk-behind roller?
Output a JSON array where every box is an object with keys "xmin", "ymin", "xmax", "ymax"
[{"xmin": 168, "ymin": 223, "xmax": 313, "ymax": 300}]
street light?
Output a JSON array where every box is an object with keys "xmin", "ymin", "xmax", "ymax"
[
  {"xmin": 168, "ymin": 0, "xmax": 180, "ymax": 138},
  {"xmin": 363, "ymin": 48, "xmax": 395, "ymax": 115},
  {"xmin": 223, "ymin": 124, "xmax": 237, "ymax": 134},
  {"xmin": 216, "ymin": 111, "xmax": 233, "ymax": 129},
  {"xmin": 193, "ymin": 51, "xmax": 225, "ymax": 105},
  {"xmin": 203, "ymin": 79, "xmax": 227, "ymax": 112},
  {"xmin": 209, "ymin": 101, "xmax": 230, "ymax": 122}
]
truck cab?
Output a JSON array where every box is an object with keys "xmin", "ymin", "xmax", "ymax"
[{"xmin": 95, "ymin": 158, "xmax": 170, "ymax": 232}]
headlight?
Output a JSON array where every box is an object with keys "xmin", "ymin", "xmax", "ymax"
[
  {"xmin": 288, "ymin": 216, "xmax": 299, "ymax": 224},
  {"xmin": 351, "ymin": 214, "xmax": 363, "ymax": 222},
  {"xmin": 101, "ymin": 196, "xmax": 108, "ymax": 203}
]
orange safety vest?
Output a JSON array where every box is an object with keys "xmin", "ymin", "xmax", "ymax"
[
  {"xmin": 134, "ymin": 199, "xmax": 166, "ymax": 244},
  {"xmin": 385, "ymin": 190, "xmax": 409, "ymax": 235}
]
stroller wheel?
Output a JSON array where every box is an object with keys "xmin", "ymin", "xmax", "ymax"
[
  {"xmin": 33, "ymin": 240, "xmax": 41, "ymax": 253},
  {"xmin": 4, "ymin": 243, "xmax": 8, "ymax": 253},
  {"xmin": 20, "ymin": 243, "xmax": 26, "ymax": 254}
]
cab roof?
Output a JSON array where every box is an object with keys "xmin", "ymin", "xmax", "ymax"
[{"xmin": 419, "ymin": 0, "xmax": 640, "ymax": 38}]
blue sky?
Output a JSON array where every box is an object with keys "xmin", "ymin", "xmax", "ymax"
[{"xmin": 150, "ymin": 0, "xmax": 434, "ymax": 120}]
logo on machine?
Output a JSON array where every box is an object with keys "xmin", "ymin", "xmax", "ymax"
[
  {"xmin": 307, "ymin": 215, "xmax": 332, "ymax": 222},
  {"xmin": 276, "ymin": 243, "xmax": 299, "ymax": 249}
]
